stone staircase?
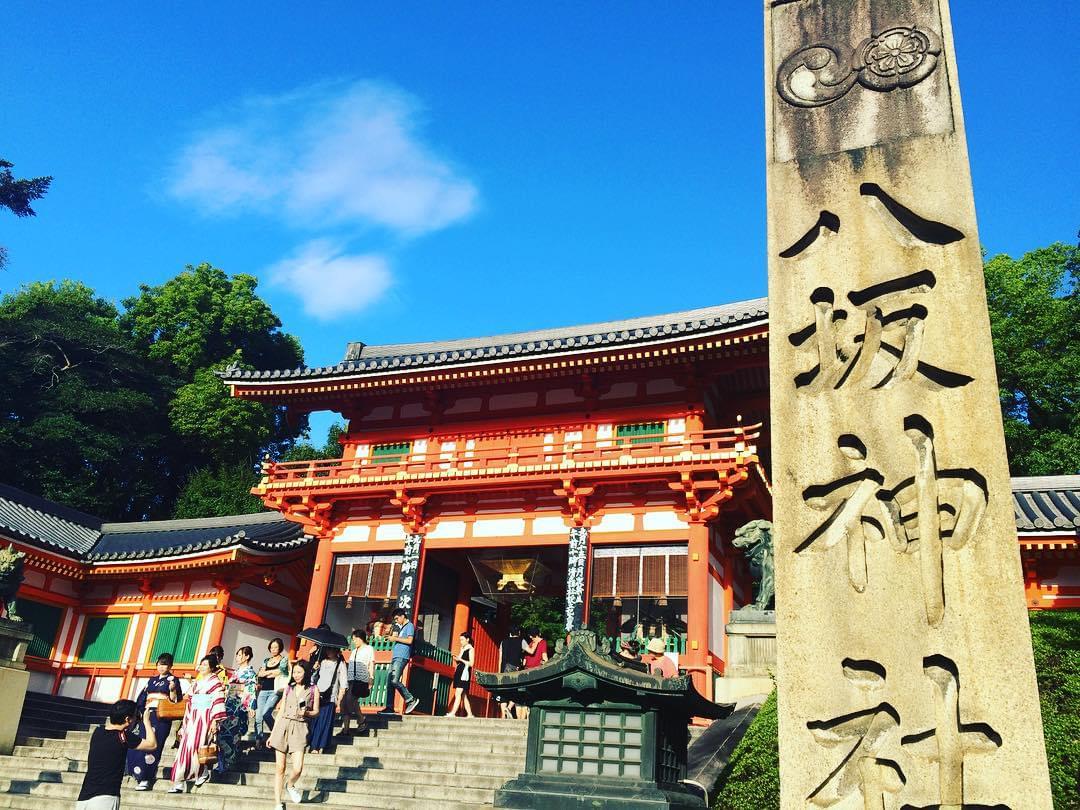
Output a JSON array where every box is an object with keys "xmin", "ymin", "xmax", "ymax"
[{"xmin": 0, "ymin": 693, "xmax": 528, "ymax": 808}]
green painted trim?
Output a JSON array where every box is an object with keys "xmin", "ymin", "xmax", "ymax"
[
  {"xmin": 17, "ymin": 599, "xmax": 63, "ymax": 659},
  {"xmin": 78, "ymin": 616, "xmax": 131, "ymax": 663}
]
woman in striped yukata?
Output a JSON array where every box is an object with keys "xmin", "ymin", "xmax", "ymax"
[{"xmin": 168, "ymin": 653, "xmax": 227, "ymax": 794}]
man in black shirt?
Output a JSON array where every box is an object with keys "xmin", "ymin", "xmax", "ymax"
[
  {"xmin": 497, "ymin": 625, "xmax": 524, "ymax": 719},
  {"xmin": 77, "ymin": 699, "xmax": 159, "ymax": 809}
]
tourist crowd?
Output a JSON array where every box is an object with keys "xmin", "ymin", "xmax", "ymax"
[{"xmin": 76, "ymin": 613, "xmax": 679, "ymax": 809}]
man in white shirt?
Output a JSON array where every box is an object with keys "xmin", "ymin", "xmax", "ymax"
[{"xmin": 340, "ymin": 628, "xmax": 375, "ymax": 735}]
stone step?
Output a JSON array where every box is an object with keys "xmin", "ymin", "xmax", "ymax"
[
  {"xmin": 0, "ymin": 752, "xmax": 521, "ymax": 786},
  {"xmin": 10, "ymin": 743, "xmax": 525, "ymax": 773},
  {"xmin": 0, "ymin": 760, "xmax": 511, "ymax": 791},
  {"xmin": 15, "ymin": 731, "xmax": 526, "ymax": 756},
  {"xmin": 0, "ymin": 782, "xmax": 494, "ymax": 810}
]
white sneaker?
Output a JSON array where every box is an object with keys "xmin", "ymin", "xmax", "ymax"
[
  {"xmin": 195, "ymin": 771, "xmax": 210, "ymax": 787},
  {"xmin": 135, "ymin": 780, "xmax": 150, "ymax": 791},
  {"xmin": 167, "ymin": 783, "xmax": 185, "ymax": 794},
  {"xmin": 286, "ymin": 783, "xmax": 303, "ymax": 803},
  {"xmin": 404, "ymin": 698, "xmax": 420, "ymax": 714}
]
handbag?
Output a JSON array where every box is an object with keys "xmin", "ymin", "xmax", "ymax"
[
  {"xmin": 156, "ymin": 697, "xmax": 187, "ymax": 721},
  {"xmin": 197, "ymin": 744, "xmax": 218, "ymax": 765}
]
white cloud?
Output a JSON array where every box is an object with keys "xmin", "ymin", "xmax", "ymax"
[
  {"xmin": 168, "ymin": 80, "xmax": 477, "ymax": 319},
  {"xmin": 265, "ymin": 239, "xmax": 392, "ymax": 321},
  {"xmin": 169, "ymin": 81, "xmax": 478, "ymax": 235}
]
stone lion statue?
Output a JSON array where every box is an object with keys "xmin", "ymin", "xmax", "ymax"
[
  {"xmin": 0, "ymin": 544, "xmax": 26, "ymax": 621},
  {"xmin": 733, "ymin": 520, "xmax": 774, "ymax": 610}
]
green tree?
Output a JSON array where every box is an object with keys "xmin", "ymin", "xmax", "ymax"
[
  {"xmin": 0, "ymin": 158, "xmax": 53, "ymax": 270},
  {"xmin": 984, "ymin": 242, "xmax": 1080, "ymax": 475},
  {"xmin": 0, "ymin": 281, "xmax": 172, "ymax": 517},
  {"xmin": 282, "ymin": 422, "xmax": 346, "ymax": 462},
  {"xmin": 120, "ymin": 263, "xmax": 306, "ymax": 464},
  {"xmin": 171, "ymin": 462, "xmax": 263, "ymax": 520}
]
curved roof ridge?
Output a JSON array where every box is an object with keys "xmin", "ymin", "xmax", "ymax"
[
  {"xmin": 348, "ymin": 297, "xmax": 769, "ymax": 361},
  {"xmin": 100, "ymin": 509, "xmax": 288, "ymax": 534}
]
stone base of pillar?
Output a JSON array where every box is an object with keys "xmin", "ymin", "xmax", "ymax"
[
  {"xmin": 0, "ymin": 618, "xmax": 34, "ymax": 755},
  {"xmin": 723, "ymin": 608, "xmax": 775, "ymax": 678}
]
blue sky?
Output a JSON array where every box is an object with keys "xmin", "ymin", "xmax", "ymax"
[{"xmin": 4, "ymin": 2, "xmax": 1078, "ymax": 437}]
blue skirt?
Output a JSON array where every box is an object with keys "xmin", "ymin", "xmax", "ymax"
[{"xmin": 308, "ymin": 703, "xmax": 335, "ymax": 750}]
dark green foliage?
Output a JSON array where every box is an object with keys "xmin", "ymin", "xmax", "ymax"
[
  {"xmin": 0, "ymin": 282, "xmax": 173, "ymax": 518},
  {"xmin": 510, "ymin": 596, "xmax": 566, "ymax": 647},
  {"xmin": 282, "ymin": 423, "xmax": 346, "ymax": 462},
  {"xmin": 984, "ymin": 242, "xmax": 1080, "ymax": 475},
  {"xmin": 171, "ymin": 462, "xmax": 263, "ymax": 519},
  {"xmin": 713, "ymin": 690, "xmax": 779, "ymax": 810},
  {"xmin": 0, "ymin": 159, "xmax": 52, "ymax": 217},
  {"xmin": 0, "ymin": 157, "xmax": 53, "ymax": 270},
  {"xmin": 1029, "ymin": 610, "xmax": 1080, "ymax": 809},
  {"xmin": 0, "ymin": 264, "xmax": 307, "ymax": 519},
  {"xmin": 121, "ymin": 263, "xmax": 305, "ymax": 464}
]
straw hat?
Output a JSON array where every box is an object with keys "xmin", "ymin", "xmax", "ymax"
[{"xmin": 645, "ymin": 638, "xmax": 666, "ymax": 655}]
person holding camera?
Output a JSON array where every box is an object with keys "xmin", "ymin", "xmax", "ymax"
[
  {"xmin": 77, "ymin": 699, "xmax": 159, "ymax": 809},
  {"xmin": 269, "ymin": 660, "xmax": 320, "ymax": 809}
]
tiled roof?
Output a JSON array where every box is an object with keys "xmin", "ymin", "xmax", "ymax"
[
  {"xmin": 0, "ymin": 482, "xmax": 310, "ymax": 563},
  {"xmin": 1012, "ymin": 475, "xmax": 1080, "ymax": 533},
  {"xmin": 221, "ymin": 297, "xmax": 769, "ymax": 383},
  {"xmin": 0, "ymin": 483, "xmax": 101, "ymax": 557},
  {"xmin": 88, "ymin": 511, "xmax": 309, "ymax": 562}
]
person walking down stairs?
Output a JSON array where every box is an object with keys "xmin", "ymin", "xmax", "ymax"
[
  {"xmin": 269, "ymin": 660, "xmax": 320, "ymax": 810},
  {"xmin": 169, "ymin": 653, "xmax": 227, "ymax": 794},
  {"xmin": 126, "ymin": 653, "xmax": 180, "ymax": 791},
  {"xmin": 309, "ymin": 646, "xmax": 346, "ymax": 754},
  {"xmin": 380, "ymin": 608, "xmax": 419, "ymax": 716},
  {"xmin": 78, "ymin": 699, "xmax": 159, "ymax": 810},
  {"xmin": 445, "ymin": 632, "xmax": 474, "ymax": 718}
]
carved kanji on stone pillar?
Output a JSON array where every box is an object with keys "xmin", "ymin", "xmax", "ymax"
[{"xmin": 766, "ymin": 1, "xmax": 1050, "ymax": 806}]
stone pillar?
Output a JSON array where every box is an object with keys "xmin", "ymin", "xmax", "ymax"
[
  {"xmin": 764, "ymin": 2, "xmax": 1051, "ymax": 807},
  {"xmin": 0, "ymin": 619, "xmax": 32, "ymax": 754}
]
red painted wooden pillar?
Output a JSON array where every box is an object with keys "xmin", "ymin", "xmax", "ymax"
[
  {"xmin": 450, "ymin": 567, "xmax": 473, "ymax": 643},
  {"xmin": 685, "ymin": 521, "xmax": 710, "ymax": 691},
  {"xmin": 303, "ymin": 536, "xmax": 335, "ymax": 629}
]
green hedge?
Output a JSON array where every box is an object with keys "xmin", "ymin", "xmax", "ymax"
[
  {"xmin": 1030, "ymin": 609, "xmax": 1080, "ymax": 809},
  {"xmin": 713, "ymin": 610, "xmax": 1080, "ymax": 809},
  {"xmin": 713, "ymin": 691, "xmax": 779, "ymax": 809}
]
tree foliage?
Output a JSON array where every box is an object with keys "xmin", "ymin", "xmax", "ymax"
[
  {"xmin": 0, "ymin": 158, "xmax": 53, "ymax": 270},
  {"xmin": 171, "ymin": 462, "xmax": 263, "ymax": 520},
  {"xmin": 0, "ymin": 282, "xmax": 172, "ymax": 517},
  {"xmin": 985, "ymin": 242, "xmax": 1080, "ymax": 475},
  {"xmin": 282, "ymin": 422, "xmax": 346, "ymax": 462},
  {"xmin": 0, "ymin": 265, "xmax": 307, "ymax": 519}
]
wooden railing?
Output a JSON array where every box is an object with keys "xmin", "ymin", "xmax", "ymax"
[{"xmin": 258, "ymin": 425, "xmax": 760, "ymax": 491}]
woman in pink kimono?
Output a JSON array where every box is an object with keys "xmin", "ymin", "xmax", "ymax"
[{"xmin": 168, "ymin": 653, "xmax": 227, "ymax": 794}]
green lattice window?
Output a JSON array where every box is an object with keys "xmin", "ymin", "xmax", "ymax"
[
  {"xmin": 538, "ymin": 709, "xmax": 643, "ymax": 777},
  {"xmin": 78, "ymin": 616, "xmax": 131, "ymax": 663},
  {"xmin": 372, "ymin": 441, "xmax": 412, "ymax": 464},
  {"xmin": 17, "ymin": 599, "xmax": 63, "ymax": 659},
  {"xmin": 615, "ymin": 421, "xmax": 666, "ymax": 445},
  {"xmin": 148, "ymin": 615, "xmax": 204, "ymax": 664}
]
